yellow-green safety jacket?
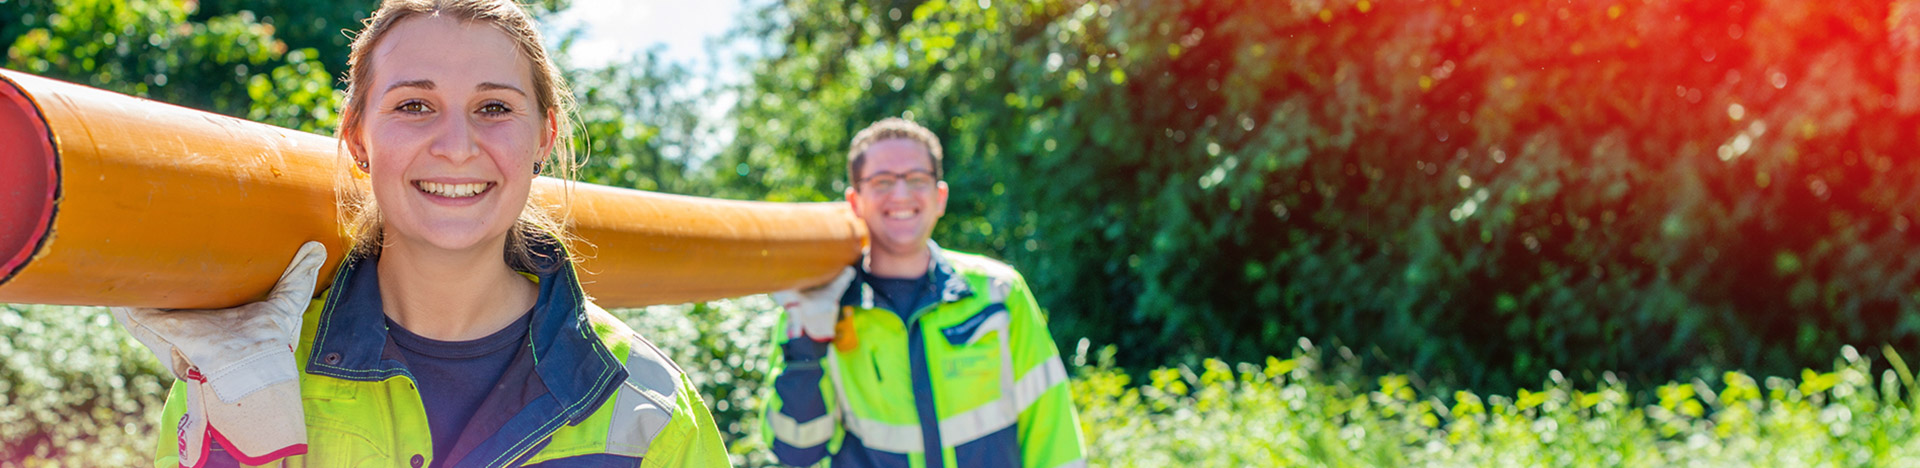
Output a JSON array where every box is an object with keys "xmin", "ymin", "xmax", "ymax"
[
  {"xmin": 761, "ymin": 242, "xmax": 1086, "ymax": 468},
  {"xmin": 151, "ymin": 242, "xmax": 731, "ymax": 467}
]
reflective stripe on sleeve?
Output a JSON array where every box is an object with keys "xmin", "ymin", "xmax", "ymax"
[
  {"xmin": 768, "ymin": 410, "xmax": 835, "ymax": 448},
  {"xmin": 1010, "ymin": 354, "xmax": 1069, "ymax": 410},
  {"xmin": 605, "ymin": 349, "xmax": 681, "ymax": 457}
]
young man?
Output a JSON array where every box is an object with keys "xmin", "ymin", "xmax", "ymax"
[{"xmin": 761, "ymin": 118, "xmax": 1087, "ymax": 468}]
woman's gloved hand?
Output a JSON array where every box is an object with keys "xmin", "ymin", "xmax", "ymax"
[{"xmin": 113, "ymin": 241, "xmax": 327, "ymax": 466}]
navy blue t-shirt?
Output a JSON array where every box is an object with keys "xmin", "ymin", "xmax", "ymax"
[
  {"xmin": 386, "ymin": 310, "xmax": 533, "ymax": 466},
  {"xmin": 868, "ymin": 274, "xmax": 934, "ymax": 323}
]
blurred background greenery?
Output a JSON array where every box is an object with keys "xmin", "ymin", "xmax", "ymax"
[{"xmin": 5, "ymin": 0, "xmax": 1920, "ymax": 465}]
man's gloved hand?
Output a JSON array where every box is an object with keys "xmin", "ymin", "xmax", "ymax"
[
  {"xmin": 772, "ymin": 267, "xmax": 856, "ymax": 343},
  {"xmin": 113, "ymin": 241, "xmax": 327, "ymax": 467}
]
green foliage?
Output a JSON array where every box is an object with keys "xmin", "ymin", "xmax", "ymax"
[
  {"xmin": 567, "ymin": 49, "xmax": 715, "ymax": 194},
  {"xmin": 0, "ymin": 305, "xmax": 171, "ymax": 467},
  {"xmin": 2, "ymin": 0, "xmax": 349, "ymax": 132},
  {"xmin": 1073, "ymin": 341, "xmax": 1920, "ymax": 467},
  {"xmin": 186, "ymin": 0, "xmax": 376, "ymax": 79},
  {"xmin": 8, "ymin": 301, "xmax": 1917, "ymax": 467},
  {"xmin": 713, "ymin": 0, "xmax": 1920, "ymax": 391}
]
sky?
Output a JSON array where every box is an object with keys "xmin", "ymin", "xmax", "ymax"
[
  {"xmin": 543, "ymin": 0, "xmax": 750, "ymax": 71},
  {"xmin": 543, "ymin": 0, "xmax": 754, "ymax": 162}
]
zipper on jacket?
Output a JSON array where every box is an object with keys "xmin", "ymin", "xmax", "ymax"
[{"xmin": 904, "ymin": 301, "xmax": 945, "ymax": 468}]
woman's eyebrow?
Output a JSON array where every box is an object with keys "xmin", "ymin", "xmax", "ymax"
[
  {"xmin": 477, "ymin": 82, "xmax": 526, "ymax": 96},
  {"xmin": 384, "ymin": 79, "xmax": 434, "ymax": 93}
]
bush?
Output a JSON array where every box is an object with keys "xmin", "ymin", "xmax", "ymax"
[
  {"xmin": 9, "ymin": 301, "xmax": 1917, "ymax": 467},
  {"xmin": 1074, "ymin": 340, "xmax": 1920, "ymax": 467},
  {"xmin": 0, "ymin": 305, "xmax": 170, "ymax": 467},
  {"xmin": 712, "ymin": 0, "xmax": 1920, "ymax": 392}
]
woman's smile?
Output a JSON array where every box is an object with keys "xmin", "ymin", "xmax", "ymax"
[{"xmin": 413, "ymin": 180, "xmax": 496, "ymax": 202}]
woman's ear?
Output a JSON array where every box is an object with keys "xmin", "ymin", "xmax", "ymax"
[
  {"xmin": 341, "ymin": 124, "xmax": 369, "ymax": 167},
  {"xmin": 534, "ymin": 109, "xmax": 557, "ymax": 178},
  {"xmin": 542, "ymin": 108, "xmax": 558, "ymax": 152}
]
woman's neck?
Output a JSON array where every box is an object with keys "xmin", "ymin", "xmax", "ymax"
[{"xmin": 375, "ymin": 234, "xmax": 538, "ymax": 341}]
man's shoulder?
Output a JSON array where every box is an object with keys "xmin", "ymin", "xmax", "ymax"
[
  {"xmin": 937, "ymin": 247, "xmax": 1031, "ymax": 305},
  {"xmin": 938, "ymin": 247, "xmax": 1027, "ymax": 284}
]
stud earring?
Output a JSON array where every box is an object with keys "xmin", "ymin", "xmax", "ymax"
[{"xmin": 355, "ymin": 159, "xmax": 369, "ymax": 172}]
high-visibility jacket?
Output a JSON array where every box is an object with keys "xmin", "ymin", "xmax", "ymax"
[
  {"xmin": 762, "ymin": 242, "xmax": 1086, "ymax": 468},
  {"xmin": 151, "ymin": 241, "xmax": 731, "ymax": 467}
]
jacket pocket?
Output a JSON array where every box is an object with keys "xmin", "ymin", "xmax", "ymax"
[{"xmin": 301, "ymin": 414, "xmax": 394, "ymax": 466}]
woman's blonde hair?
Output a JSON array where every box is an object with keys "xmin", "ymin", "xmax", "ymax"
[{"xmin": 335, "ymin": 0, "xmax": 579, "ymax": 272}]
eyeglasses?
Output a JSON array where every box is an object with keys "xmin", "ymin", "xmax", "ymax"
[{"xmin": 859, "ymin": 170, "xmax": 939, "ymax": 193}]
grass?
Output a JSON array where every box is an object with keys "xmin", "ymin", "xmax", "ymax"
[
  {"xmin": 2, "ymin": 302, "xmax": 1916, "ymax": 467},
  {"xmin": 1072, "ymin": 339, "xmax": 1920, "ymax": 467}
]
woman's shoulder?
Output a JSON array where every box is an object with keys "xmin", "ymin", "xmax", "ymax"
[
  {"xmin": 575, "ymin": 302, "xmax": 724, "ymax": 457},
  {"xmin": 580, "ymin": 302, "xmax": 694, "ymax": 399}
]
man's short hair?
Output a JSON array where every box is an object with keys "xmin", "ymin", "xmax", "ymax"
[{"xmin": 847, "ymin": 117, "xmax": 944, "ymax": 185}]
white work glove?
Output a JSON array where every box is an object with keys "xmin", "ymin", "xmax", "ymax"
[
  {"xmin": 113, "ymin": 241, "xmax": 326, "ymax": 467},
  {"xmin": 772, "ymin": 267, "xmax": 856, "ymax": 342}
]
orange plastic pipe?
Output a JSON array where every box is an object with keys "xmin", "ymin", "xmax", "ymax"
[{"xmin": 0, "ymin": 69, "xmax": 864, "ymax": 309}]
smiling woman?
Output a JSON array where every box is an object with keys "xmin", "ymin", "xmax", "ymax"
[
  {"xmin": 124, "ymin": 0, "xmax": 733, "ymax": 466},
  {"xmin": 337, "ymin": 0, "xmax": 578, "ymax": 282},
  {"xmin": 342, "ymin": 11, "xmax": 563, "ymax": 341}
]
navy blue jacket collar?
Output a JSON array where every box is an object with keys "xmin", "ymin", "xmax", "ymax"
[{"xmin": 303, "ymin": 240, "xmax": 624, "ymax": 427}]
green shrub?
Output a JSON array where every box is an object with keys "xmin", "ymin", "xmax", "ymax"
[
  {"xmin": 712, "ymin": 0, "xmax": 1920, "ymax": 392},
  {"xmin": 1074, "ymin": 339, "xmax": 1920, "ymax": 467},
  {"xmin": 0, "ymin": 305, "xmax": 170, "ymax": 467},
  {"xmin": 9, "ymin": 301, "xmax": 1915, "ymax": 467}
]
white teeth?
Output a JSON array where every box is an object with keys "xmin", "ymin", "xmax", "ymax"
[
  {"xmin": 417, "ymin": 181, "xmax": 490, "ymax": 198},
  {"xmin": 886, "ymin": 210, "xmax": 915, "ymax": 220}
]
